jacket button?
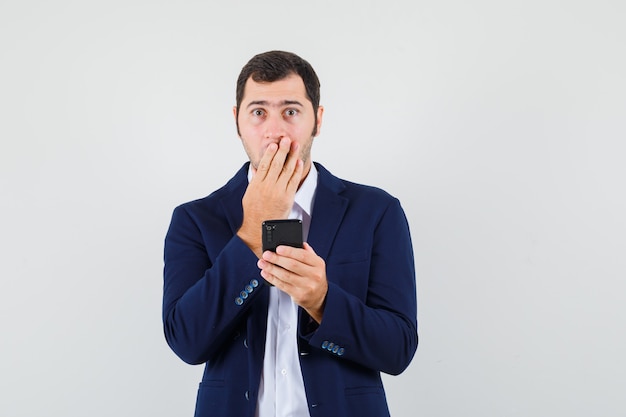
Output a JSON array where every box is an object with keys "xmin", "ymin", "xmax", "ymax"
[
  {"xmin": 245, "ymin": 390, "xmax": 249, "ymax": 400},
  {"xmin": 235, "ymin": 297, "xmax": 243, "ymax": 305}
]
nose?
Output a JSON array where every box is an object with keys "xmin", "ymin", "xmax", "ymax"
[{"xmin": 264, "ymin": 113, "xmax": 287, "ymax": 140}]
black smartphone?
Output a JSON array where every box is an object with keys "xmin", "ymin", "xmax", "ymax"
[{"xmin": 261, "ymin": 219, "xmax": 303, "ymax": 252}]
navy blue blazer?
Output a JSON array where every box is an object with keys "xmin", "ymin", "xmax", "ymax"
[{"xmin": 163, "ymin": 162, "xmax": 417, "ymax": 417}]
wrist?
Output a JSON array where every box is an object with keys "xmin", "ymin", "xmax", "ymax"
[{"xmin": 237, "ymin": 224, "xmax": 262, "ymax": 258}]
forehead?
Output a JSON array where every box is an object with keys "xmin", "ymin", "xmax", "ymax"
[{"xmin": 241, "ymin": 73, "xmax": 310, "ymax": 105}]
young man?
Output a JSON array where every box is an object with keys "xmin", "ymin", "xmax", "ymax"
[{"xmin": 163, "ymin": 51, "xmax": 417, "ymax": 417}]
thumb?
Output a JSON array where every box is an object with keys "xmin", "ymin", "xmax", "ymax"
[{"xmin": 302, "ymin": 242, "xmax": 317, "ymax": 254}]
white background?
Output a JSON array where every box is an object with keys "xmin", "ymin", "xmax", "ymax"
[{"xmin": 1, "ymin": 1, "xmax": 625, "ymax": 416}]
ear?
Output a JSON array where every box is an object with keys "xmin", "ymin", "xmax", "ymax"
[
  {"xmin": 233, "ymin": 106, "xmax": 241, "ymax": 137},
  {"xmin": 314, "ymin": 105, "xmax": 324, "ymax": 137}
]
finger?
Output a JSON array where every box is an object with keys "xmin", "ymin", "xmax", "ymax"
[
  {"xmin": 265, "ymin": 137, "xmax": 292, "ymax": 183},
  {"xmin": 265, "ymin": 248, "xmax": 310, "ymax": 281},
  {"xmin": 261, "ymin": 250, "xmax": 298, "ymax": 276},
  {"xmin": 261, "ymin": 250, "xmax": 286, "ymax": 269},
  {"xmin": 302, "ymin": 242, "xmax": 317, "ymax": 254},
  {"xmin": 259, "ymin": 268, "xmax": 279, "ymax": 287},
  {"xmin": 259, "ymin": 257, "xmax": 295, "ymax": 286},
  {"xmin": 279, "ymin": 140, "xmax": 300, "ymax": 180},
  {"xmin": 253, "ymin": 142, "xmax": 279, "ymax": 182},
  {"xmin": 285, "ymin": 158, "xmax": 304, "ymax": 195},
  {"xmin": 257, "ymin": 258, "xmax": 277, "ymax": 284},
  {"xmin": 275, "ymin": 244, "xmax": 314, "ymax": 265}
]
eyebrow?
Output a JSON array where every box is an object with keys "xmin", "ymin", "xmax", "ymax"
[{"xmin": 246, "ymin": 100, "xmax": 304, "ymax": 109}]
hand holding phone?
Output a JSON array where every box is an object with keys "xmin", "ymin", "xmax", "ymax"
[{"xmin": 261, "ymin": 219, "xmax": 303, "ymax": 287}]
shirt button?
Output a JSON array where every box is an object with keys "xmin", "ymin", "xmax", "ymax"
[{"xmin": 281, "ymin": 369, "xmax": 287, "ymax": 375}]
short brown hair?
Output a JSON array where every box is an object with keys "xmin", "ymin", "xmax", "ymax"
[{"xmin": 235, "ymin": 51, "xmax": 321, "ymax": 135}]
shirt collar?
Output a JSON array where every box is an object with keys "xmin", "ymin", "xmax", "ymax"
[{"xmin": 294, "ymin": 163, "xmax": 317, "ymax": 217}]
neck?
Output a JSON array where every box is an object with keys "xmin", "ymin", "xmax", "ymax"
[{"xmin": 298, "ymin": 161, "xmax": 312, "ymax": 190}]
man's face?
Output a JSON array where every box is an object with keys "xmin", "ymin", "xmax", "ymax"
[{"xmin": 234, "ymin": 74, "xmax": 324, "ymax": 173}]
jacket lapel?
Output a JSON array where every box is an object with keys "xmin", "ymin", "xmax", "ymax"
[
  {"xmin": 219, "ymin": 163, "xmax": 249, "ymax": 234},
  {"xmin": 307, "ymin": 163, "xmax": 348, "ymax": 260}
]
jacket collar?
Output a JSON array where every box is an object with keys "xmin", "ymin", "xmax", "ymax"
[{"xmin": 307, "ymin": 163, "xmax": 348, "ymax": 261}]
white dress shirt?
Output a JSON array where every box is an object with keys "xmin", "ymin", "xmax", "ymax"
[{"xmin": 249, "ymin": 164, "xmax": 318, "ymax": 417}]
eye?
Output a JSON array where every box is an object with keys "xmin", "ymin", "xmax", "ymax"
[
  {"xmin": 284, "ymin": 108, "xmax": 298, "ymax": 117},
  {"xmin": 252, "ymin": 109, "xmax": 265, "ymax": 117}
]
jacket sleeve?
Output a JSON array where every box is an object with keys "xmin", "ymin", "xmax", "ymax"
[
  {"xmin": 162, "ymin": 204, "xmax": 264, "ymax": 365},
  {"xmin": 301, "ymin": 197, "xmax": 418, "ymax": 375}
]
